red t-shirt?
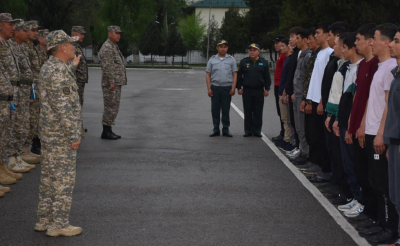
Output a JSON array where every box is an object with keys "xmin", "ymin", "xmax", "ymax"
[
  {"xmin": 348, "ymin": 56, "xmax": 379, "ymax": 134},
  {"xmin": 274, "ymin": 53, "xmax": 287, "ymax": 86}
]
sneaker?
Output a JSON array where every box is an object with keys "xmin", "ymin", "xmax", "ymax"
[
  {"xmin": 16, "ymin": 156, "xmax": 35, "ymax": 169},
  {"xmin": 353, "ymin": 219, "xmax": 377, "ymax": 230},
  {"xmin": 8, "ymin": 157, "xmax": 30, "ymax": 173},
  {"xmin": 358, "ymin": 226, "xmax": 383, "ymax": 237},
  {"xmin": 283, "ymin": 144, "xmax": 296, "ymax": 152},
  {"xmin": 286, "ymin": 147, "xmax": 297, "ymax": 155},
  {"xmin": 297, "ymin": 162, "xmax": 317, "ymax": 171},
  {"xmin": 46, "ymin": 225, "xmax": 83, "ymax": 237},
  {"xmin": 343, "ymin": 202, "xmax": 364, "ymax": 217},
  {"xmin": 367, "ymin": 229, "xmax": 397, "ymax": 244},
  {"xmin": 287, "ymin": 149, "xmax": 301, "ymax": 158},
  {"xmin": 377, "ymin": 238, "xmax": 400, "ymax": 246},
  {"xmin": 35, "ymin": 220, "xmax": 50, "ymax": 231},
  {"xmin": 291, "ymin": 156, "xmax": 309, "ymax": 165},
  {"xmin": 338, "ymin": 199, "xmax": 357, "ymax": 211}
]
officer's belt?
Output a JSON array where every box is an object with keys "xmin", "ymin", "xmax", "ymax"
[
  {"xmin": 0, "ymin": 95, "xmax": 13, "ymax": 101},
  {"xmin": 243, "ymin": 85, "xmax": 264, "ymax": 90},
  {"xmin": 10, "ymin": 80, "xmax": 20, "ymax": 86},
  {"xmin": 20, "ymin": 79, "xmax": 33, "ymax": 86}
]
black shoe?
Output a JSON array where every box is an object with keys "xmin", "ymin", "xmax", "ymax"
[
  {"xmin": 209, "ymin": 132, "xmax": 220, "ymax": 137},
  {"xmin": 292, "ymin": 156, "xmax": 308, "ymax": 165},
  {"xmin": 223, "ymin": 132, "xmax": 233, "ymax": 137},
  {"xmin": 353, "ymin": 219, "xmax": 377, "ymax": 230},
  {"xmin": 366, "ymin": 229, "xmax": 397, "ymax": 245},
  {"xmin": 253, "ymin": 133, "xmax": 262, "ymax": 137},
  {"xmin": 31, "ymin": 137, "xmax": 41, "ymax": 155},
  {"xmin": 309, "ymin": 175, "xmax": 329, "ymax": 183},
  {"xmin": 85, "ymin": 128, "xmax": 88, "ymax": 132},
  {"xmin": 101, "ymin": 132, "xmax": 119, "ymax": 140},
  {"xmin": 346, "ymin": 213, "xmax": 369, "ymax": 222},
  {"xmin": 243, "ymin": 133, "xmax": 252, "ymax": 137},
  {"xmin": 272, "ymin": 134, "xmax": 283, "ymax": 142},
  {"xmin": 358, "ymin": 226, "xmax": 383, "ymax": 237},
  {"xmin": 112, "ymin": 132, "xmax": 121, "ymax": 139}
]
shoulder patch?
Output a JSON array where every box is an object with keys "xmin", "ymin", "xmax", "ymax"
[{"xmin": 63, "ymin": 86, "xmax": 71, "ymax": 95}]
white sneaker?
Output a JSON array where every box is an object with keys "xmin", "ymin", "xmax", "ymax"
[
  {"xmin": 338, "ymin": 199, "xmax": 357, "ymax": 211},
  {"xmin": 16, "ymin": 156, "xmax": 35, "ymax": 169},
  {"xmin": 8, "ymin": 157, "xmax": 30, "ymax": 173},
  {"xmin": 286, "ymin": 148, "xmax": 298, "ymax": 155},
  {"xmin": 343, "ymin": 202, "xmax": 364, "ymax": 217},
  {"xmin": 287, "ymin": 149, "xmax": 301, "ymax": 158}
]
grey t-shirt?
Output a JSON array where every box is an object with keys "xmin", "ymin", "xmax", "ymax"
[
  {"xmin": 384, "ymin": 66, "xmax": 400, "ymax": 145},
  {"xmin": 206, "ymin": 54, "xmax": 238, "ymax": 87}
]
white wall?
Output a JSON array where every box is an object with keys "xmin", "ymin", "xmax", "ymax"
[{"xmin": 195, "ymin": 7, "xmax": 248, "ymax": 29}]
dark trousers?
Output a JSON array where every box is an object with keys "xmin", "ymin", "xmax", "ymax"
[
  {"xmin": 288, "ymin": 94, "xmax": 299, "ymax": 147},
  {"xmin": 339, "ymin": 127, "xmax": 361, "ymax": 201},
  {"xmin": 388, "ymin": 144, "xmax": 400, "ymax": 235},
  {"xmin": 242, "ymin": 88, "xmax": 264, "ymax": 134},
  {"xmin": 353, "ymin": 135, "xmax": 377, "ymax": 220},
  {"xmin": 211, "ymin": 85, "xmax": 232, "ymax": 133},
  {"xmin": 366, "ymin": 135, "xmax": 398, "ymax": 232},
  {"xmin": 274, "ymin": 85, "xmax": 284, "ymax": 136},
  {"xmin": 305, "ymin": 102, "xmax": 330, "ymax": 172}
]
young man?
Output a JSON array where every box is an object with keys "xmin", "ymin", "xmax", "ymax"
[
  {"xmin": 206, "ymin": 39, "xmax": 237, "ymax": 137},
  {"xmin": 272, "ymin": 34, "xmax": 286, "ymax": 142},
  {"xmin": 385, "ymin": 27, "xmax": 400, "ymax": 246},
  {"xmin": 362, "ymin": 24, "xmax": 399, "ymax": 244}
]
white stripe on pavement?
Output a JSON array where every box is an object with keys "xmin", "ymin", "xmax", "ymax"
[{"xmin": 230, "ymin": 102, "xmax": 370, "ymax": 246}]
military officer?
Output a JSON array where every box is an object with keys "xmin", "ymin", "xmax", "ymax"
[
  {"xmin": 206, "ymin": 39, "xmax": 237, "ymax": 137},
  {"xmin": 35, "ymin": 30, "xmax": 83, "ymax": 237},
  {"xmin": 98, "ymin": 25, "xmax": 127, "ymax": 140},
  {"xmin": 71, "ymin": 26, "xmax": 88, "ymax": 107},
  {"xmin": 237, "ymin": 43, "xmax": 271, "ymax": 137}
]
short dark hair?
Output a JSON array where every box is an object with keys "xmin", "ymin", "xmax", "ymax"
[
  {"xmin": 308, "ymin": 28, "xmax": 316, "ymax": 37},
  {"xmin": 343, "ymin": 32, "xmax": 357, "ymax": 49},
  {"xmin": 339, "ymin": 32, "xmax": 349, "ymax": 42},
  {"xmin": 288, "ymin": 26, "xmax": 302, "ymax": 36},
  {"xmin": 316, "ymin": 22, "xmax": 331, "ymax": 33},
  {"xmin": 48, "ymin": 45, "xmax": 59, "ymax": 56},
  {"xmin": 297, "ymin": 29, "xmax": 309, "ymax": 39},
  {"xmin": 356, "ymin": 23, "xmax": 377, "ymax": 40},
  {"xmin": 328, "ymin": 21, "xmax": 350, "ymax": 36},
  {"xmin": 375, "ymin": 23, "xmax": 398, "ymax": 41},
  {"xmin": 281, "ymin": 39, "xmax": 289, "ymax": 46}
]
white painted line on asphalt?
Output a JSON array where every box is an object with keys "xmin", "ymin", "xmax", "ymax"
[{"xmin": 230, "ymin": 102, "xmax": 370, "ymax": 246}]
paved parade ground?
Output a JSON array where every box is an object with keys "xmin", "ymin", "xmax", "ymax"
[{"xmin": 1, "ymin": 68, "xmax": 368, "ymax": 245}]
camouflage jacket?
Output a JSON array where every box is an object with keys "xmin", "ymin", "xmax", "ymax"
[
  {"xmin": 0, "ymin": 65, "xmax": 13, "ymax": 96},
  {"xmin": 98, "ymin": 38, "xmax": 127, "ymax": 86},
  {"xmin": 0, "ymin": 37, "xmax": 20, "ymax": 103},
  {"xmin": 23, "ymin": 41, "xmax": 42, "ymax": 98},
  {"xmin": 39, "ymin": 56, "xmax": 82, "ymax": 143},
  {"xmin": 73, "ymin": 43, "xmax": 88, "ymax": 84},
  {"xmin": 302, "ymin": 47, "xmax": 321, "ymax": 102},
  {"xmin": 38, "ymin": 45, "xmax": 48, "ymax": 64},
  {"xmin": 8, "ymin": 38, "xmax": 33, "ymax": 83}
]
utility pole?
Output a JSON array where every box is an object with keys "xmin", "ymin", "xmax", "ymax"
[{"xmin": 206, "ymin": 0, "xmax": 212, "ymax": 61}]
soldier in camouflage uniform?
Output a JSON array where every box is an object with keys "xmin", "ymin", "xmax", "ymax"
[
  {"xmin": 98, "ymin": 25, "xmax": 127, "ymax": 140},
  {"xmin": 35, "ymin": 30, "xmax": 83, "ymax": 237},
  {"xmin": 71, "ymin": 26, "xmax": 88, "ymax": 107},
  {"xmin": 37, "ymin": 29, "xmax": 49, "ymax": 62},
  {"xmin": 6, "ymin": 19, "xmax": 35, "ymax": 173}
]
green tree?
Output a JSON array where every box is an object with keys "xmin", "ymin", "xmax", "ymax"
[
  {"xmin": 165, "ymin": 24, "xmax": 187, "ymax": 66},
  {"xmin": 139, "ymin": 21, "xmax": 163, "ymax": 66},
  {"xmin": 177, "ymin": 12, "xmax": 206, "ymax": 50},
  {"xmin": 201, "ymin": 15, "xmax": 219, "ymax": 58},
  {"xmin": 0, "ymin": 0, "xmax": 28, "ymax": 19}
]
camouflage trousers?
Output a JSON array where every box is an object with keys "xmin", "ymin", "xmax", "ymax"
[
  {"xmin": 102, "ymin": 85, "xmax": 121, "ymax": 126},
  {"xmin": 77, "ymin": 81, "xmax": 86, "ymax": 107},
  {"xmin": 7, "ymin": 85, "xmax": 30, "ymax": 157},
  {"xmin": 0, "ymin": 101, "xmax": 11, "ymax": 163},
  {"xmin": 37, "ymin": 141, "xmax": 77, "ymax": 229},
  {"xmin": 26, "ymin": 99, "xmax": 40, "ymax": 144}
]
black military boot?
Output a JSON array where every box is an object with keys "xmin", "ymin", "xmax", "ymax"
[
  {"xmin": 101, "ymin": 125, "xmax": 118, "ymax": 140},
  {"xmin": 110, "ymin": 127, "xmax": 121, "ymax": 139},
  {"xmin": 31, "ymin": 137, "xmax": 41, "ymax": 155}
]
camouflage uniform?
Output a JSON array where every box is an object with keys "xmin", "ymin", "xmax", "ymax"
[
  {"xmin": 38, "ymin": 29, "xmax": 49, "ymax": 63},
  {"xmin": 98, "ymin": 26, "xmax": 127, "ymax": 126},
  {"xmin": 71, "ymin": 26, "xmax": 88, "ymax": 107},
  {"xmin": 37, "ymin": 30, "xmax": 82, "ymax": 229},
  {"xmin": 302, "ymin": 47, "xmax": 321, "ymax": 105},
  {"xmin": 0, "ymin": 67, "xmax": 13, "ymax": 163}
]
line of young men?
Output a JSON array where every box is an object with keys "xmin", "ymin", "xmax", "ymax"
[
  {"xmin": 272, "ymin": 22, "xmax": 400, "ymax": 245},
  {"xmin": 0, "ymin": 13, "xmax": 88, "ymax": 198}
]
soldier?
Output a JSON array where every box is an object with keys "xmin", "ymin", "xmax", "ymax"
[
  {"xmin": 98, "ymin": 25, "xmax": 127, "ymax": 140},
  {"xmin": 71, "ymin": 26, "xmax": 88, "ymax": 108},
  {"xmin": 35, "ymin": 30, "xmax": 83, "ymax": 237},
  {"xmin": 0, "ymin": 13, "xmax": 25, "ymax": 185},
  {"xmin": 37, "ymin": 29, "xmax": 49, "ymax": 62},
  {"xmin": 22, "ymin": 20, "xmax": 42, "ymax": 162},
  {"xmin": 6, "ymin": 19, "xmax": 35, "ymax": 173}
]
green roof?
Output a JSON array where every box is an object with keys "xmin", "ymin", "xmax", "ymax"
[{"xmin": 191, "ymin": 0, "xmax": 248, "ymax": 8}]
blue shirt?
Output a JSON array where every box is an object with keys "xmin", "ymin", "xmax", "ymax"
[{"xmin": 206, "ymin": 54, "xmax": 238, "ymax": 87}]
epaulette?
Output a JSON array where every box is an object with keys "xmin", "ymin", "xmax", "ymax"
[{"xmin": 209, "ymin": 55, "xmax": 215, "ymax": 60}]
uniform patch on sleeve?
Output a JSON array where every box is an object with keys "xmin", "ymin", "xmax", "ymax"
[{"xmin": 63, "ymin": 87, "xmax": 71, "ymax": 95}]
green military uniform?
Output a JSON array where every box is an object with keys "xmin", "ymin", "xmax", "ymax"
[
  {"xmin": 237, "ymin": 43, "xmax": 271, "ymax": 135},
  {"xmin": 0, "ymin": 66, "xmax": 13, "ymax": 166},
  {"xmin": 36, "ymin": 30, "xmax": 82, "ymax": 231},
  {"xmin": 71, "ymin": 26, "xmax": 88, "ymax": 107}
]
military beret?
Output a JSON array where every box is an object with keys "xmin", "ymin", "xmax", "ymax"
[
  {"xmin": 248, "ymin": 43, "xmax": 261, "ymax": 50},
  {"xmin": 273, "ymin": 34, "xmax": 285, "ymax": 43},
  {"xmin": 0, "ymin": 13, "xmax": 18, "ymax": 23},
  {"xmin": 26, "ymin": 20, "xmax": 40, "ymax": 30},
  {"xmin": 38, "ymin": 29, "xmax": 49, "ymax": 38},
  {"xmin": 71, "ymin": 26, "xmax": 86, "ymax": 34},
  {"xmin": 107, "ymin": 25, "xmax": 123, "ymax": 33},
  {"xmin": 46, "ymin": 30, "xmax": 79, "ymax": 51},
  {"xmin": 15, "ymin": 19, "xmax": 30, "ymax": 31},
  {"xmin": 217, "ymin": 39, "xmax": 229, "ymax": 46}
]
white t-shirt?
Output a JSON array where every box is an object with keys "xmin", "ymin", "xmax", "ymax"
[
  {"xmin": 365, "ymin": 58, "xmax": 397, "ymax": 135},
  {"xmin": 306, "ymin": 47, "xmax": 333, "ymax": 103}
]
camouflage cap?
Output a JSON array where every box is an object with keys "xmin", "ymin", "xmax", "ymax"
[
  {"xmin": 46, "ymin": 30, "xmax": 79, "ymax": 51},
  {"xmin": 0, "ymin": 13, "xmax": 18, "ymax": 23},
  {"xmin": 14, "ymin": 19, "xmax": 30, "ymax": 31},
  {"xmin": 71, "ymin": 26, "xmax": 86, "ymax": 34},
  {"xmin": 107, "ymin": 25, "xmax": 123, "ymax": 33},
  {"xmin": 26, "ymin": 20, "xmax": 40, "ymax": 30},
  {"xmin": 38, "ymin": 29, "xmax": 49, "ymax": 38}
]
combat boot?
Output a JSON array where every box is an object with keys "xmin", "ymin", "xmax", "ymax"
[
  {"xmin": 21, "ymin": 145, "xmax": 40, "ymax": 164},
  {"xmin": 34, "ymin": 219, "xmax": 50, "ymax": 231},
  {"xmin": 31, "ymin": 137, "xmax": 41, "ymax": 155},
  {"xmin": 16, "ymin": 156, "xmax": 36, "ymax": 169},
  {"xmin": 101, "ymin": 125, "xmax": 118, "ymax": 140},
  {"xmin": 0, "ymin": 185, "xmax": 11, "ymax": 193},
  {"xmin": 0, "ymin": 163, "xmax": 22, "ymax": 180},
  {"xmin": 8, "ymin": 156, "xmax": 30, "ymax": 173},
  {"xmin": 46, "ymin": 225, "xmax": 83, "ymax": 237},
  {"xmin": 0, "ymin": 164, "xmax": 17, "ymax": 185}
]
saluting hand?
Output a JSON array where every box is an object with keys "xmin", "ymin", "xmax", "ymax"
[
  {"xmin": 72, "ymin": 55, "xmax": 81, "ymax": 66},
  {"xmin": 70, "ymin": 141, "xmax": 81, "ymax": 150}
]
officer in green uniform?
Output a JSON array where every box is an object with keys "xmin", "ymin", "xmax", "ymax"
[
  {"xmin": 206, "ymin": 39, "xmax": 237, "ymax": 137},
  {"xmin": 237, "ymin": 43, "xmax": 271, "ymax": 137}
]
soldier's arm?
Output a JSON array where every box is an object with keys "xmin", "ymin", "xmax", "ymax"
[
  {"xmin": 99, "ymin": 47, "xmax": 115, "ymax": 85},
  {"xmin": 237, "ymin": 61, "xmax": 243, "ymax": 90},
  {"xmin": 264, "ymin": 60, "xmax": 271, "ymax": 91}
]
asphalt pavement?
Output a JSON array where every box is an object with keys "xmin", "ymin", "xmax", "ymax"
[{"xmin": 0, "ymin": 67, "xmax": 363, "ymax": 245}]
